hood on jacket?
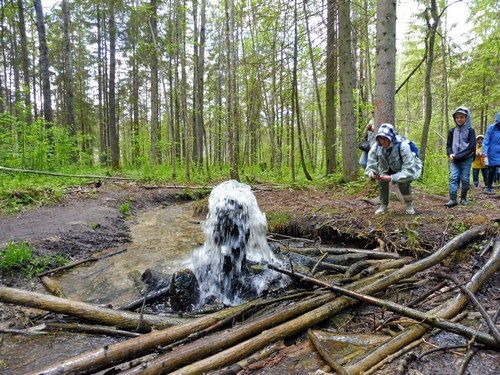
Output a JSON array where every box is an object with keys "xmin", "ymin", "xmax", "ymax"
[
  {"xmin": 375, "ymin": 123, "xmax": 397, "ymax": 143},
  {"xmin": 452, "ymin": 106, "xmax": 472, "ymax": 128}
]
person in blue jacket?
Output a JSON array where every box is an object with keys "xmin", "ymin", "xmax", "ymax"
[
  {"xmin": 445, "ymin": 106, "xmax": 476, "ymax": 207},
  {"xmin": 482, "ymin": 111, "xmax": 500, "ymax": 194}
]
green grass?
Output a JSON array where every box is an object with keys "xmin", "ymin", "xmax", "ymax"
[
  {"xmin": 0, "ymin": 154, "xmax": 451, "ymax": 214},
  {"xmin": 0, "ymin": 241, "xmax": 70, "ymax": 278}
]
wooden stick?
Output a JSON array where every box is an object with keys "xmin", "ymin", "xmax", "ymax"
[
  {"xmin": 345, "ymin": 234, "xmax": 500, "ymax": 374},
  {"xmin": 37, "ymin": 248, "xmax": 127, "ymax": 277}
]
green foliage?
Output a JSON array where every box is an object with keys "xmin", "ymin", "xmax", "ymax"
[
  {"xmin": 267, "ymin": 212, "xmax": 291, "ymax": 233},
  {"xmin": 119, "ymin": 202, "xmax": 131, "ymax": 216},
  {"xmin": 0, "ymin": 242, "xmax": 33, "ymax": 274},
  {"xmin": 0, "ymin": 242, "xmax": 69, "ymax": 278}
]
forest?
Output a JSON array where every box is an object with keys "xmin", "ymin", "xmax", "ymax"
[{"xmin": 0, "ymin": 0, "xmax": 499, "ymax": 186}]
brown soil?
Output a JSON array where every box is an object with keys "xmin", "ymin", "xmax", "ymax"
[{"xmin": 0, "ymin": 180, "xmax": 499, "ymax": 374}]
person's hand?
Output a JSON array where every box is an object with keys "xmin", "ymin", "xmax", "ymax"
[
  {"xmin": 371, "ymin": 173, "xmax": 379, "ymax": 180},
  {"xmin": 449, "ymin": 154, "xmax": 455, "ymax": 160},
  {"xmin": 379, "ymin": 175, "xmax": 391, "ymax": 183}
]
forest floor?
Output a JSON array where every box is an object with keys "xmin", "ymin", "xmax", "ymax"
[{"xmin": 0, "ymin": 180, "xmax": 499, "ymax": 374}]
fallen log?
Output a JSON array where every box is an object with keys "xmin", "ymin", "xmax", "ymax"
[
  {"xmin": 164, "ymin": 225, "xmax": 486, "ymax": 375},
  {"xmin": 362, "ymin": 311, "xmax": 469, "ymax": 375},
  {"xmin": 270, "ymin": 265, "xmax": 500, "ymax": 348},
  {"xmin": 432, "ymin": 269, "xmax": 500, "ymax": 343},
  {"xmin": 289, "ymin": 246, "xmax": 401, "ymax": 259},
  {"xmin": 119, "ymin": 291, "xmax": 338, "ymax": 374},
  {"xmin": 43, "ymin": 322, "xmax": 141, "ymax": 338},
  {"xmin": 40, "ymin": 276, "xmax": 65, "ymax": 298},
  {"xmin": 0, "ymin": 287, "xmax": 187, "ymax": 332},
  {"xmin": 344, "ymin": 235, "xmax": 500, "ymax": 374},
  {"xmin": 25, "ymin": 294, "xmax": 296, "ymax": 375},
  {"xmin": 285, "ymin": 252, "xmax": 348, "ymax": 273}
]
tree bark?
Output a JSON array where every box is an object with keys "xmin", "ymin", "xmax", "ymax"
[
  {"xmin": 33, "ymin": 0, "xmax": 53, "ymax": 124},
  {"xmin": 0, "ymin": 287, "xmax": 186, "ymax": 332}
]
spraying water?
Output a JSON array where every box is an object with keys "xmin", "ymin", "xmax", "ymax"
[{"xmin": 188, "ymin": 180, "xmax": 286, "ymax": 306}]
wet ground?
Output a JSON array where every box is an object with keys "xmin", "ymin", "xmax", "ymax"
[{"xmin": 0, "ymin": 181, "xmax": 499, "ymax": 374}]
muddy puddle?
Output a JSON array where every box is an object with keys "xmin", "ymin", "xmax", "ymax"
[
  {"xmin": 50, "ymin": 202, "xmax": 205, "ymax": 307},
  {"xmin": 1, "ymin": 202, "xmax": 205, "ymax": 374}
]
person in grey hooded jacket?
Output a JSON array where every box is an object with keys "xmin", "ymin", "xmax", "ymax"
[
  {"xmin": 445, "ymin": 106, "xmax": 476, "ymax": 207},
  {"xmin": 365, "ymin": 123, "xmax": 422, "ymax": 215},
  {"xmin": 482, "ymin": 111, "xmax": 500, "ymax": 194}
]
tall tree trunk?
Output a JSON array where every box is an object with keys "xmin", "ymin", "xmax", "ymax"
[
  {"xmin": 293, "ymin": 0, "xmax": 311, "ymax": 181},
  {"xmin": 150, "ymin": 0, "xmax": 160, "ymax": 166},
  {"xmin": 339, "ymin": 0, "xmax": 357, "ymax": 182},
  {"xmin": 325, "ymin": 0, "xmax": 338, "ymax": 175},
  {"xmin": 33, "ymin": 0, "xmax": 53, "ymax": 125},
  {"xmin": 226, "ymin": 0, "xmax": 239, "ymax": 181},
  {"xmin": 108, "ymin": 0, "xmax": 120, "ymax": 169},
  {"xmin": 62, "ymin": 0, "xmax": 77, "ymax": 163},
  {"xmin": 374, "ymin": 0, "xmax": 397, "ymax": 127},
  {"xmin": 419, "ymin": 0, "xmax": 441, "ymax": 164},
  {"xmin": 192, "ymin": 0, "xmax": 206, "ymax": 168},
  {"xmin": 17, "ymin": 0, "xmax": 32, "ymax": 125},
  {"xmin": 96, "ymin": 6, "xmax": 108, "ymax": 166},
  {"xmin": 303, "ymin": 0, "xmax": 325, "ymax": 137}
]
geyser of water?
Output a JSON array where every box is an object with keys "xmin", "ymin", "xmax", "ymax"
[{"xmin": 188, "ymin": 180, "xmax": 286, "ymax": 306}]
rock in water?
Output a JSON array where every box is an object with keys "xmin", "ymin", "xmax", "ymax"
[
  {"xmin": 188, "ymin": 180, "xmax": 286, "ymax": 306},
  {"xmin": 169, "ymin": 268, "xmax": 200, "ymax": 312}
]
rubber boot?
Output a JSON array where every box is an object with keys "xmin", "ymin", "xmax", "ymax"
[
  {"xmin": 460, "ymin": 191, "xmax": 469, "ymax": 205},
  {"xmin": 445, "ymin": 193, "xmax": 458, "ymax": 208}
]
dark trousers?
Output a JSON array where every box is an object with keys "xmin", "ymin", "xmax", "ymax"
[
  {"xmin": 486, "ymin": 166, "xmax": 499, "ymax": 189},
  {"xmin": 472, "ymin": 168, "xmax": 488, "ymax": 187}
]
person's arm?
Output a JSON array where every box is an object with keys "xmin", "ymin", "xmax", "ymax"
[
  {"xmin": 391, "ymin": 142, "xmax": 421, "ymax": 183},
  {"xmin": 364, "ymin": 144, "xmax": 379, "ymax": 180}
]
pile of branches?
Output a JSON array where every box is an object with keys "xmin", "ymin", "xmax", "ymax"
[{"xmin": 0, "ymin": 226, "xmax": 498, "ymax": 374}]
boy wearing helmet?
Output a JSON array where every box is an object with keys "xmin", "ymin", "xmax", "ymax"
[{"xmin": 445, "ymin": 106, "xmax": 476, "ymax": 207}]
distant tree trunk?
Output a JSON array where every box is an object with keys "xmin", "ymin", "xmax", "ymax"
[
  {"xmin": 108, "ymin": 1, "xmax": 120, "ymax": 169},
  {"xmin": 226, "ymin": 0, "xmax": 239, "ymax": 181},
  {"xmin": 419, "ymin": 0, "xmax": 441, "ymax": 164},
  {"xmin": 293, "ymin": 0, "xmax": 311, "ymax": 181},
  {"xmin": 96, "ymin": 5, "xmax": 108, "ymax": 166},
  {"xmin": 62, "ymin": 0, "xmax": 77, "ymax": 163},
  {"xmin": 303, "ymin": 0, "xmax": 325, "ymax": 137},
  {"xmin": 192, "ymin": 0, "xmax": 206, "ymax": 168},
  {"xmin": 325, "ymin": 0, "xmax": 338, "ymax": 174},
  {"xmin": 150, "ymin": 0, "xmax": 160, "ymax": 166},
  {"xmin": 17, "ymin": 0, "xmax": 32, "ymax": 125},
  {"xmin": 374, "ymin": 0, "xmax": 396, "ymax": 127},
  {"xmin": 33, "ymin": 0, "xmax": 53, "ymax": 124},
  {"xmin": 339, "ymin": 0, "xmax": 357, "ymax": 182}
]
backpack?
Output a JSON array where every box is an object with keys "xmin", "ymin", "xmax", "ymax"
[{"xmin": 398, "ymin": 138, "xmax": 419, "ymax": 158}]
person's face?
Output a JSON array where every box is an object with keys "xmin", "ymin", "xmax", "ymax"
[
  {"xmin": 477, "ymin": 138, "xmax": 483, "ymax": 145},
  {"xmin": 378, "ymin": 137, "xmax": 391, "ymax": 149},
  {"xmin": 454, "ymin": 113, "xmax": 467, "ymax": 125}
]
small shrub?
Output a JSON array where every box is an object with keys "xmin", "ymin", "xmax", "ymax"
[{"xmin": 0, "ymin": 242, "xmax": 33, "ymax": 274}]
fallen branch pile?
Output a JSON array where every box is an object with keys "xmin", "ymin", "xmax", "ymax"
[{"xmin": 1, "ymin": 225, "xmax": 498, "ymax": 375}]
